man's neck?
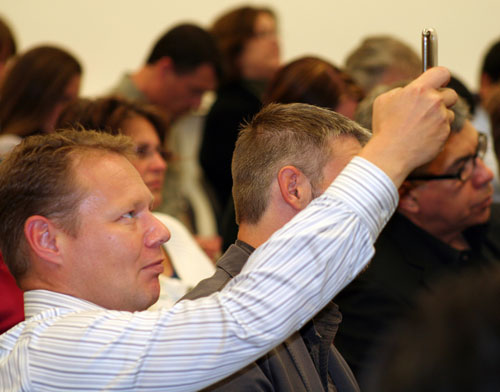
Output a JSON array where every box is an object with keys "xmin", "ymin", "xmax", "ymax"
[
  {"xmin": 130, "ymin": 67, "xmax": 153, "ymax": 102},
  {"xmin": 237, "ymin": 222, "xmax": 271, "ymax": 249}
]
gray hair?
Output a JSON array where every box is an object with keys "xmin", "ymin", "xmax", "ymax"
[
  {"xmin": 354, "ymin": 81, "xmax": 470, "ymax": 134},
  {"xmin": 345, "ymin": 35, "xmax": 421, "ymax": 93},
  {"xmin": 232, "ymin": 102, "xmax": 371, "ymax": 224}
]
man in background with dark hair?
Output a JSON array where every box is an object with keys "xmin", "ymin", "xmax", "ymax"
[{"xmin": 111, "ymin": 23, "xmax": 221, "ymax": 121}]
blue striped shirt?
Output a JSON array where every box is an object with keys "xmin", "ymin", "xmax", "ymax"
[{"xmin": 0, "ymin": 157, "xmax": 397, "ymax": 391}]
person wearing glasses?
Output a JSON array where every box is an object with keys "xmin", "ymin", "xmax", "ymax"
[{"xmin": 333, "ymin": 84, "xmax": 500, "ymax": 382}]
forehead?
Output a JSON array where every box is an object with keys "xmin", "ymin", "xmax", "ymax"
[
  {"xmin": 426, "ymin": 120, "xmax": 478, "ymax": 172},
  {"xmin": 72, "ymin": 152, "xmax": 152, "ymax": 211},
  {"xmin": 122, "ymin": 115, "xmax": 160, "ymax": 145}
]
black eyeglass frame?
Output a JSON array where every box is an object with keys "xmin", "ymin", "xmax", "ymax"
[{"xmin": 407, "ymin": 133, "xmax": 487, "ymax": 183}]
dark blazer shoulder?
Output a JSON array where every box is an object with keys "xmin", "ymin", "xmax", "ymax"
[{"xmin": 181, "ymin": 243, "xmax": 251, "ymax": 301}]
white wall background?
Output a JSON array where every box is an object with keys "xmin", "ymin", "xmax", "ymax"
[{"xmin": 2, "ymin": 0, "xmax": 499, "ymax": 96}]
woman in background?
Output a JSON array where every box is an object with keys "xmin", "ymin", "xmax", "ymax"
[
  {"xmin": 0, "ymin": 16, "xmax": 16, "ymax": 82},
  {"xmin": 199, "ymin": 5, "xmax": 281, "ymax": 224},
  {"xmin": 58, "ymin": 97, "xmax": 215, "ymax": 308},
  {"xmin": 264, "ymin": 56, "xmax": 363, "ymax": 119},
  {"xmin": 0, "ymin": 45, "xmax": 81, "ymax": 157}
]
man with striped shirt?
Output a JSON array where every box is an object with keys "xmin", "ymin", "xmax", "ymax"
[{"xmin": 0, "ymin": 67, "xmax": 456, "ymax": 391}]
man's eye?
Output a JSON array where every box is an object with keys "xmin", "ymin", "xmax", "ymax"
[{"xmin": 122, "ymin": 211, "xmax": 136, "ymax": 219}]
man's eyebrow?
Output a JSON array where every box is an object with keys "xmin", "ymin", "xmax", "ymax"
[{"xmin": 448, "ymin": 149, "xmax": 476, "ymax": 170}]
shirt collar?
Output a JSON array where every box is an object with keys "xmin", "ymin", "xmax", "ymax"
[{"xmin": 24, "ymin": 290, "xmax": 104, "ymax": 319}]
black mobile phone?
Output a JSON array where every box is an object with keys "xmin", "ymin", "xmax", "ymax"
[{"xmin": 422, "ymin": 28, "xmax": 438, "ymax": 72}]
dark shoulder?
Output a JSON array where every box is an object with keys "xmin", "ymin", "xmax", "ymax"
[
  {"xmin": 181, "ymin": 267, "xmax": 232, "ymax": 301},
  {"xmin": 181, "ymin": 243, "xmax": 252, "ymax": 301},
  {"xmin": 208, "ymin": 82, "xmax": 261, "ymax": 116}
]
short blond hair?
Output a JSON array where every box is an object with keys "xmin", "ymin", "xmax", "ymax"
[
  {"xmin": 232, "ymin": 102, "xmax": 370, "ymax": 224},
  {"xmin": 0, "ymin": 129, "xmax": 134, "ymax": 283}
]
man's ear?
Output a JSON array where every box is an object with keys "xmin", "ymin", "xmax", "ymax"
[
  {"xmin": 154, "ymin": 56, "xmax": 175, "ymax": 76},
  {"xmin": 277, "ymin": 166, "xmax": 312, "ymax": 211},
  {"xmin": 398, "ymin": 181, "xmax": 420, "ymax": 214},
  {"xmin": 24, "ymin": 216, "xmax": 64, "ymax": 266}
]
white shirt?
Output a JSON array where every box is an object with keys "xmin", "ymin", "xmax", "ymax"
[
  {"xmin": 149, "ymin": 213, "xmax": 215, "ymax": 310},
  {"xmin": 0, "ymin": 157, "xmax": 397, "ymax": 391}
]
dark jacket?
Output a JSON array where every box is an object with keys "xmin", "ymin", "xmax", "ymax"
[
  {"xmin": 334, "ymin": 206, "xmax": 500, "ymax": 381},
  {"xmin": 199, "ymin": 81, "xmax": 262, "ymax": 215},
  {"xmin": 182, "ymin": 240, "xmax": 359, "ymax": 392}
]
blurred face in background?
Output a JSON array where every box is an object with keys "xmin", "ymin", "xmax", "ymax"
[
  {"xmin": 238, "ymin": 12, "xmax": 280, "ymax": 81},
  {"xmin": 121, "ymin": 115, "xmax": 168, "ymax": 209}
]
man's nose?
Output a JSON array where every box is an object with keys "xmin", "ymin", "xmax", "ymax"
[
  {"xmin": 145, "ymin": 214, "xmax": 171, "ymax": 247},
  {"xmin": 472, "ymin": 157, "xmax": 494, "ymax": 187}
]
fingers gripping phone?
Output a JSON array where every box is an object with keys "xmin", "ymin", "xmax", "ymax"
[{"xmin": 422, "ymin": 28, "xmax": 438, "ymax": 72}]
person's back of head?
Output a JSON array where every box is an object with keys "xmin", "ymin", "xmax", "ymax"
[
  {"xmin": 364, "ymin": 265, "xmax": 500, "ymax": 392},
  {"xmin": 0, "ymin": 130, "xmax": 133, "ymax": 287},
  {"xmin": 264, "ymin": 56, "xmax": 364, "ymax": 118},
  {"xmin": 232, "ymin": 102, "xmax": 370, "ymax": 225},
  {"xmin": 0, "ymin": 45, "xmax": 82, "ymax": 137},
  {"xmin": 345, "ymin": 35, "xmax": 421, "ymax": 94},
  {"xmin": 146, "ymin": 23, "xmax": 222, "ymax": 79}
]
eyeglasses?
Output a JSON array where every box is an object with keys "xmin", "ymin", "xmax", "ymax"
[{"xmin": 407, "ymin": 133, "xmax": 487, "ymax": 183}]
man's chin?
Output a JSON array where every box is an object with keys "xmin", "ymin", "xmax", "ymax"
[{"xmin": 139, "ymin": 281, "xmax": 161, "ymax": 310}]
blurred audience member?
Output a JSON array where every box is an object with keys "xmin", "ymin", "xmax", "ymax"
[
  {"xmin": 110, "ymin": 23, "xmax": 220, "ymax": 122},
  {"xmin": 199, "ymin": 5, "xmax": 281, "ymax": 224},
  {"xmin": 265, "ymin": 56, "xmax": 363, "ymax": 118},
  {"xmin": 364, "ymin": 265, "xmax": 500, "ymax": 392},
  {"xmin": 0, "ymin": 45, "xmax": 81, "ymax": 156},
  {"xmin": 344, "ymin": 35, "xmax": 420, "ymax": 94},
  {"xmin": 0, "ymin": 16, "xmax": 16, "ymax": 82},
  {"xmin": 58, "ymin": 97, "xmax": 215, "ymax": 308}
]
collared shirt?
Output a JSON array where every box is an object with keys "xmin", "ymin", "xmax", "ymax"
[{"xmin": 0, "ymin": 157, "xmax": 397, "ymax": 392}]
